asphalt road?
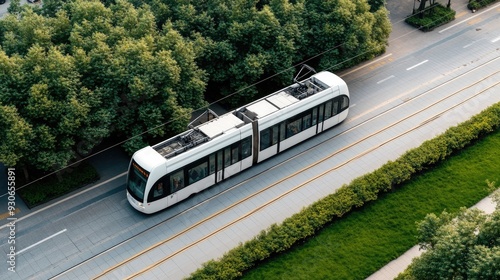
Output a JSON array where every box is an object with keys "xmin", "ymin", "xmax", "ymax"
[{"xmin": 0, "ymin": 0, "xmax": 499, "ymax": 279}]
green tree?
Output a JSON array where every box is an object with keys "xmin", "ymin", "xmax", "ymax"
[
  {"xmin": 19, "ymin": 45, "xmax": 111, "ymax": 170},
  {"xmin": 40, "ymin": 0, "xmax": 72, "ymax": 17},
  {"xmin": 7, "ymin": 0, "xmax": 22, "ymax": 15},
  {"xmin": 0, "ymin": 105, "xmax": 33, "ymax": 167},
  {"xmin": 0, "ymin": 10, "xmax": 53, "ymax": 55},
  {"xmin": 0, "ymin": 0, "xmax": 206, "ymax": 171},
  {"xmin": 397, "ymin": 185, "xmax": 500, "ymax": 280},
  {"xmin": 1, "ymin": 0, "xmax": 391, "ymax": 172},
  {"xmin": 66, "ymin": 0, "xmax": 206, "ymax": 152},
  {"xmin": 367, "ymin": 0, "xmax": 385, "ymax": 12},
  {"xmin": 172, "ymin": 0, "xmax": 304, "ymax": 106},
  {"xmin": 301, "ymin": 0, "xmax": 391, "ymax": 71},
  {"xmin": 131, "ymin": 0, "xmax": 390, "ymax": 107}
]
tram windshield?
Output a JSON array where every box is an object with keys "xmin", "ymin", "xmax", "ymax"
[{"xmin": 127, "ymin": 160, "xmax": 149, "ymax": 202}]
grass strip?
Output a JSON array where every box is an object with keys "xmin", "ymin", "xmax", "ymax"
[{"xmin": 241, "ymin": 129, "xmax": 500, "ymax": 279}]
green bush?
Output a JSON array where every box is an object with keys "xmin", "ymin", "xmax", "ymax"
[
  {"xmin": 187, "ymin": 102, "xmax": 500, "ymax": 280},
  {"xmin": 18, "ymin": 162, "xmax": 100, "ymax": 208},
  {"xmin": 405, "ymin": 4, "xmax": 456, "ymax": 32},
  {"xmin": 468, "ymin": 1, "xmax": 482, "ymax": 10},
  {"xmin": 468, "ymin": 0, "xmax": 499, "ymax": 10}
]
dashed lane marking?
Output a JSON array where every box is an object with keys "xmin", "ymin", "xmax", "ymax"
[
  {"xmin": 377, "ymin": 75, "xmax": 395, "ymax": 84},
  {"xmin": 406, "ymin": 60, "xmax": 429, "ymax": 71},
  {"xmin": 17, "ymin": 229, "xmax": 67, "ymax": 255}
]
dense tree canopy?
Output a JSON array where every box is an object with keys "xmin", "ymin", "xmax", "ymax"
[
  {"xmin": 0, "ymin": 0, "xmax": 206, "ymax": 171},
  {"xmin": 0, "ymin": 0, "xmax": 390, "ymax": 173},
  {"xmin": 397, "ymin": 186, "xmax": 500, "ymax": 280},
  {"xmin": 130, "ymin": 0, "xmax": 391, "ymax": 106}
]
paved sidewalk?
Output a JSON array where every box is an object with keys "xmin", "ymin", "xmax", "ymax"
[
  {"xmin": 0, "ymin": 145, "xmax": 129, "ymax": 223},
  {"xmin": 384, "ymin": 0, "xmax": 473, "ymax": 55}
]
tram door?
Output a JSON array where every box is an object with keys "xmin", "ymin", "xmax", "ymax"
[{"xmin": 215, "ymin": 150, "xmax": 224, "ymax": 183}]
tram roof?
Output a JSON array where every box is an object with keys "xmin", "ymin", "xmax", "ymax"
[
  {"xmin": 198, "ymin": 113, "xmax": 244, "ymax": 138},
  {"xmin": 245, "ymin": 91, "xmax": 299, "ymax": 119},
  {"xmin": 152, "ymin": 113, "xmax": 245, "ymax": 159},
  {"xmin": 150, "ymin": 72, "xmax": 333, "ymax": 160},
  {"xmin": 239, "ymin": 74, "xmax": 328, "ymax": 121}
]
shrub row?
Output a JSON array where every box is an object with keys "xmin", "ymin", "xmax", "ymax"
[
  {"xmin": 187, "ymin": 101, "xmax": 500, "ymax": 280},
  {"xmin": 18, "ymin": 162, "xmax": 100, "ymax": 208},
  {"xmin": 468, "ymin": 0, "xmax": 499, "ymax": 10},
  {"xmin": 405, "ymin": 4, "xmax": 456, "ymax": 32}
]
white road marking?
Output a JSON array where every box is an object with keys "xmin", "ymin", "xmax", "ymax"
[
  {"xmin": 492, "ymin": 36, "xmax": 500, "ymax": 43},
  {"xmin": 464, "ymin": 38, "xmax": 489, "ymax": 48},
  {"xmin": 439, "ymin": 2, "xmax": 500, "ymax": 33},
  {"xmin": 406, "ymin": 60, "xmax": 429, "ymax": 71},
  {"xmin": 17, "ymin": 229, "xmax": 67, "ymax": 255},
  {"xmin": 463, "ymin": 41, "xmax": 477, "ymax": 48},
  {"xmin": 377, "ymin": 75, "xmax": 395, "ymax": 84}
]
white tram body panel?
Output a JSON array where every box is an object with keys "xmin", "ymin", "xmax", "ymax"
[
  {"xmin": 239, "ymin": 71, "xmax": 349, "ymax": 163},
  {"xmin": 126, "ymin": 71, "xmax": 349, "ymax": 214},
  {"xmin": 254, "ymin": 86, "xmax": 336, "ymax": 162},
  {"xmin": 127, "ymin": 113, "xmax": 254, "ymax": 214}
]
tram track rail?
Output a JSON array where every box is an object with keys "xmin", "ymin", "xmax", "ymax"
[
  {"xmin": 103, "ymin": 65, "xmax": 500, "ymax": 279},
  {"xmin": 50, "ymin": 55, "xmax": 499, "ymax": 280}
]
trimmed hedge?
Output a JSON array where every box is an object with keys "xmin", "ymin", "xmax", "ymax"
[
  {"xmin": 405, "ymin": 4, "xmax": 456, "ymax": 32},
  {"xmin": 18, "ymin": 162, "xmax": 100, "ymax": 208},
  {"xmin": 187, "ymin": 101, "xmax": 500, "ymax": 280},
  {"xmin": 468, "ymin": 0, "xmax": 499, "ymax": 10}
]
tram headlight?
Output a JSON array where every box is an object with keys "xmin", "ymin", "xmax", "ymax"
[{"xmin": 127, "ymin": 192, "xmax": 145, "ymax": 209}]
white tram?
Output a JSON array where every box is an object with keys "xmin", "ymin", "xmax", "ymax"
[{"xmin": 127, "ymin": 71, "xmax": 349, "ymax": 213}]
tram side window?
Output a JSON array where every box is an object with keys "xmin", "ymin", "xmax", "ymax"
[
  {"xmin": 341, "ymin": 95, "xmax": 349, "ymax": 111},
  {"xmin": 231, "ymin": 144, "xmax": 239, "ymax": 164},
  {"xmin": 241, "ymin": 136, "xmax": 252, "ymax": 159},
  {"xmin": 260, "ymin": 128, "xmax": 271, "ymax": 150},
  {"xmin": 318, "ymin": 104, "xmax": 324, "ymax": 123},
  {"xmin": 188, "ymin": 160, "xmax": 208, "ymax": 185},
  {"xmin": 287, "ymin": 117, "xmax": 302, "ymax": 138},
  {"xmin": 148, "ymin": 176, "xmax": 170, "ymax": 203},
  {"xmin": 312, "ymin": 108, "xmax": 318, "ymax": 126},
  {"xmin": 209, "ymin": 154, "xmax": 216, "ymax": 174},
  {"xmin": 324, "ymin": 101, "xmax": 333, "ymax": 120},
  {"xmin": 224, "ymin": 147, "xmax": 231, "ymax": 167},
  {"xmin": 272, "ymin": 125, "xmax": 279, "ymax": 145},
  {"xmin": 153, "ymin": 182, "xmax": 165, "ymax": 198},
  {"xmin": 286, "ymin": 109, "xmax": 315, "ymax": 139},
  {"xmin": 170, "ymin": 170, "xmax": 184, "ymax": 193},
  {"xmin": 280, "ymin": 122, "xmax": 286, "ymax": 141},
  {"xmin": 217, "ymin": 150, "xmax": 223, "ymax": 171},
  {"xmin": 260, "ymin": 125, "xmax": 279, "ymax": 151},
  {"xmin": 332, "ymin": 100, "xmax": 339, "ymax": 116},
  {"xmin": 303, "ymin": 113, "xmax": 312, "ymax": 130}
]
